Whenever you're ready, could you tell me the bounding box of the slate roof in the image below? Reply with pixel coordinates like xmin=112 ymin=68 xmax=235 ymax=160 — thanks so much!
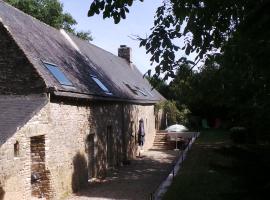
xmin=0 ymin=95 xmax=48 ymax=145
xmin=0 ymin=0 xmax=164 ymax=104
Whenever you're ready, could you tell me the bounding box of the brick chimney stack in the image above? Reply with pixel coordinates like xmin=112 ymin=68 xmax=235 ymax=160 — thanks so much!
xmin=118 ymin=45 xmax=132 ymax=63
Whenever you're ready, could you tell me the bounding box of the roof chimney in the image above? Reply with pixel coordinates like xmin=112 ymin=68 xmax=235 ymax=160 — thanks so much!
xmin=118 ymin=45 xmax=132 ymax=63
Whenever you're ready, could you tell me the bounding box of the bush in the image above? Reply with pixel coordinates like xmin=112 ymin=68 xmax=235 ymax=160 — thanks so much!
xmin=155 ymin=100 xmax=190 ymax=126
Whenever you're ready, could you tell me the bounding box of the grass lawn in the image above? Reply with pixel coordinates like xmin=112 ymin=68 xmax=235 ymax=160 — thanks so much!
xmin=163 ymin=129 xmax=270 ymax=200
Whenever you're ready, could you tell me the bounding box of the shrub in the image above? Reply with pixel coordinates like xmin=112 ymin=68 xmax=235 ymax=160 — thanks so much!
xmin=155 ymin=100 xmax=190 ymax=126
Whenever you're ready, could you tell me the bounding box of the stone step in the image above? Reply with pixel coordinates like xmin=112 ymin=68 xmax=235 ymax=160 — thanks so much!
xmin=153 ymin=143 xmax=171 ymax=146
xmin=152 ymin=131 xmax=177 ymax=150
xmin=152 ymin=146 xmax=175 ymax=150
xmin=153 ymin=141 xmax=171 ymax=145
xmin=154 ymin=139 xmax=168 ymax=142
xmin=155 ymin=132 xmax=168 ymax=135
xmin=153 ymin=144 xmax=175 ymax=147
xmin=156 ymin=133 xmax=168 ymax=137
xmin=154 ymin=137 xmax=167 ymax=140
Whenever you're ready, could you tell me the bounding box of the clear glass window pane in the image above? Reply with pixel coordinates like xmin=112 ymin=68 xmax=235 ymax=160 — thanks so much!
xmin=91 ymin=76 xmax=111 ymax=94
xmin=44 ymin=63 xmax=73 ymax=86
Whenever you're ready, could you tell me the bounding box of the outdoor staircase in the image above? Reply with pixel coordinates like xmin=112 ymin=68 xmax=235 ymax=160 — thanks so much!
xmin=152 ymin=131 xmax=176 ymax=150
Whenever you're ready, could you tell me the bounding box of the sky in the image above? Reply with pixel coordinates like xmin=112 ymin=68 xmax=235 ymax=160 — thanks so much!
xmin=61 ymin=0 xmax=163 ymax=74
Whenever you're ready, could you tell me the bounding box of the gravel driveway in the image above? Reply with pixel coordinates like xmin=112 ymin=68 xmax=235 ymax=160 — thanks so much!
xmin=66 ymin=150 xmax=179 ymax=200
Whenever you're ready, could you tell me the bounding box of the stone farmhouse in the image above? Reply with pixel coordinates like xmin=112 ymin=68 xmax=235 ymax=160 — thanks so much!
xmin=0 ymin=1 xmax=164 ymax=199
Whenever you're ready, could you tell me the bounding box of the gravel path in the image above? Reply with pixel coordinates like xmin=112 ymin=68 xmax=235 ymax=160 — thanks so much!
xmin=66 ymin=150 xmax=179 ymax=200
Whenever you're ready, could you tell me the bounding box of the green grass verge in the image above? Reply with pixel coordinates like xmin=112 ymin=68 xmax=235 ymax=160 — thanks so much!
xmin=163 ymin=129 xmax=270 ymax=200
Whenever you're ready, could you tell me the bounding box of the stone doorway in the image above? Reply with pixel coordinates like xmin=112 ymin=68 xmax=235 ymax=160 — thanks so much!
xmin=30 ymin=135 xmax=51 ymax=199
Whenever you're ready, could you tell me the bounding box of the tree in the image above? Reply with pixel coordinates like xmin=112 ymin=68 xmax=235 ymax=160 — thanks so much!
xmin=146 ymin=75 xmax=170 ymax=99
xmin=5 ymin=0 xmax=93 ymax=41
xmin=88 ymin=0 xmax=269 ymax=76
xmin=75 ymin=30 xmax=93 ymax=42
xmin=88 ymin=0 xmax=270 ymax=137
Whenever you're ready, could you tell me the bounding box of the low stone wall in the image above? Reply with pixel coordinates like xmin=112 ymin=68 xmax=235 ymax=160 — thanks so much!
xmin=0 ymin=100 xmax=156 ymax=199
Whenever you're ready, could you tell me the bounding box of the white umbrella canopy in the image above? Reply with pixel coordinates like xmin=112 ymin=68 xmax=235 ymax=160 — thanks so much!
xmin=165 ymin=124 xmax=189 ymax=132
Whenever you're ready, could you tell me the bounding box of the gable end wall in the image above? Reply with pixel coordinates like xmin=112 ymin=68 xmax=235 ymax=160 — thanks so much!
xmin=0 ymin=23 xmax=46 ymax=95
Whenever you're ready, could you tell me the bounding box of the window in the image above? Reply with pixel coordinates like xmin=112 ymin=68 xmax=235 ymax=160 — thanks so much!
xmin=145 ymin=88 xmax=154 ymax=97
xmin=91 ymin=75 xmax=112 ymax=95
xmin=43 ymin=62 xmax=73 ymax=86
xmin=124 ymin=83 xmax=138 ymax=95
xmin=135 ymin=86 xmax=147 ymax=96
xmin=14 ymin=141 xmax=19 ymax=157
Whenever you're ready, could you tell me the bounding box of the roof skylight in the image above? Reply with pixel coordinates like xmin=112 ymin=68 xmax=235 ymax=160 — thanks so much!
xmin=124 ymin=83 xmax=138 ymax=95
xmin=91 ymin=75 xmax=112 ymax=95
xmin=135 ymin=86 xmax=147 ymax=96
xmin=146 ymin=88 xmax=154 ymax=97
xmin=44 ymin=62 xmax=73 ymax=86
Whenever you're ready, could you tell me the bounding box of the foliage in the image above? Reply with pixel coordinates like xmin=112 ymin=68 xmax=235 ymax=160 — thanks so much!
xmin=146 ymin=75 xmax=170 ymax=99
xmin=167 ymin=63 xmax=226 ymax=120
xmin=75 ymin=30 xmax=93 ymax=41
xmin=88 ymin=0 xmax=144 ymax=24
xmin=88 ymin=0 xmax=270 ymax=136
xmin=88 ymin=0 xmax=268 ymax=77
xmin=5 ymin=0 xmax=92 ymax=41
xmin=155 ymin=100 xmax=190 ymax=126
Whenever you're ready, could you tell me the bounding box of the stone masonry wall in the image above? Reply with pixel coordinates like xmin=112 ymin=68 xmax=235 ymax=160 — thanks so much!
xmin=0 ymin=23 xmax=45 ymax=95
xmin=0 ymin=100 xmax=156 ymax=200
xmin=0 ymin=102 xmax=51 ymax=200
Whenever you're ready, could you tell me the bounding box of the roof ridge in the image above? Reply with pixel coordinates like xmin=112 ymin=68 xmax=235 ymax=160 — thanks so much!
xmin=0 ymin=0 xmax=123 ymax=59
xmin=0 ymin=0 xmax=141 ymax=71
xmin=67 ymin=32 xmax=131 ymax=64
xmin=0 ymin=0 xmax=58 ymax=31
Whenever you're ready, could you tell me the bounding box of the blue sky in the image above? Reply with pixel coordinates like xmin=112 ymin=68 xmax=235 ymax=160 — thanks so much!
xmin=61 ymin=0 xmax=163 ymax=74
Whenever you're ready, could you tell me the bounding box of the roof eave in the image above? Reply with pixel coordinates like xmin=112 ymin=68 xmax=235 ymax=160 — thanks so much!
xmin=52 ymin=91 xmax=161 ymax=105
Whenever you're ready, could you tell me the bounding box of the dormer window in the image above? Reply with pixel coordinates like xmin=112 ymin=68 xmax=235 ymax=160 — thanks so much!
xmin=43 ymin=62 xmax=73 ymax=86
xmin=91 ymin=75 xmax=112 ymax=95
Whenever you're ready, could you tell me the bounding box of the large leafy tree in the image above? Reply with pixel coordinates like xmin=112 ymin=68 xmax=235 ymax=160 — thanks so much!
xmin=88 ymin=0 xmax=269 ymax=76
xmin=87 ymin=0 xmax=270 ymax=135
xmin=5 ymin=0 xmax=93 ymax=41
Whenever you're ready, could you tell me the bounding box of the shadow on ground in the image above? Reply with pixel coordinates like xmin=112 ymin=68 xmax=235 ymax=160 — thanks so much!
xmin=0 ymin=186 xmax=4 ymax=200
xmin=68 ymin=150 xmax=179 ymax=200
xmin=212 ymin=145 xmax=270 ymax=200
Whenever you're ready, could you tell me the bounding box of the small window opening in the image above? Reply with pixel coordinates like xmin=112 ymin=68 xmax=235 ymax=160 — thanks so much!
xmin=43 ymin=62 xmax=73 ymax=86
xmin=14 ymin=141 xmax=19 ymax=157
xmin=91 ymin=75 xmax=112 ymax=95
xmin=124 ymin=83 xmax=138 ymax=95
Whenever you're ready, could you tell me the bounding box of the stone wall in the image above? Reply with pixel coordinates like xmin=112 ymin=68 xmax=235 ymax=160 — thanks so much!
xmin=0 ymin=99 xmax=156 ymax=199
xmin=0 ymin=101 xmax=51 ymax=200
xmin=0 ymin=23 xmax=45 ymax=95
